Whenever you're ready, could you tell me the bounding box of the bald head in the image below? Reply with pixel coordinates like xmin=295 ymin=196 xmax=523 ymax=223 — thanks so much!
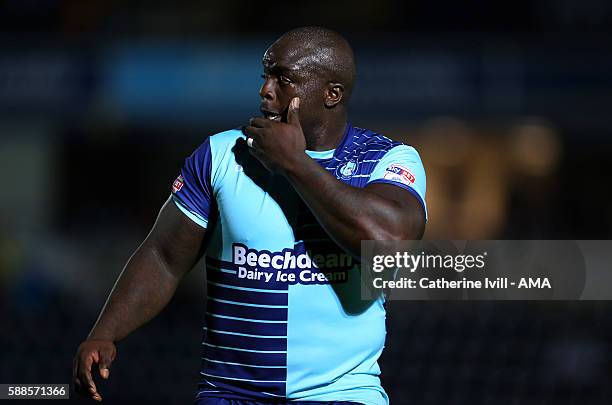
xmin=267 ymin=26 xmax=356 ymax=103
xmin=258 ymin=27 xmax=356 ymax=148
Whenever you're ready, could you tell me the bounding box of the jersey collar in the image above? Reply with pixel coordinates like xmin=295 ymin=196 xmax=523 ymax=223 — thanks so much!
xmin=304 ymin=122 xmax=353 ymax=161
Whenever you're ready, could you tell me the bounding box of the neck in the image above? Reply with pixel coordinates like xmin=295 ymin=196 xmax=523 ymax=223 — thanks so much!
xmin=304 ymin=112 xmax=348 ymax=151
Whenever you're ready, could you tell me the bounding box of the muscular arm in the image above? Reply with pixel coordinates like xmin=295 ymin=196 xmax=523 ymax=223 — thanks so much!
xmin=245 ymin=98 xmax=425 ymax=258
xmin=88 ymin=197 xmax=205 ymax=340
xmin=74 ymin=197 xmax=206 ymax=401
xmin=285 ymin=155 xmax=425 ymax=257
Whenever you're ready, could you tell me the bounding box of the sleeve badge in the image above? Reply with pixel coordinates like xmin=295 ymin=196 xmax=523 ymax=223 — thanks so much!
xmin=383 ymin=164 xmax=415 ymax=186
xmin=172 ymin=174 xmax=185 ymax=193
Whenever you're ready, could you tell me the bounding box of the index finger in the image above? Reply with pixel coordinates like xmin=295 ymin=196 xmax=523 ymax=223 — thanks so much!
xmin=243 ymin=126 xmax=263 ymax=143
xmin=249 ymin=117 xmax=272 ymax=128
xmin=78 ymin=352 xmax=101 ymax=400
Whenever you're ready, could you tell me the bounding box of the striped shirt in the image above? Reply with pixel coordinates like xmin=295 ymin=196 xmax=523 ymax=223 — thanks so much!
xmin=171 ymin=123 xmax=426 ymax=405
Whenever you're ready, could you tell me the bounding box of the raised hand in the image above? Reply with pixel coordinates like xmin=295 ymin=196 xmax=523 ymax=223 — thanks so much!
xmin=244 ymin=97 xmax=308 ymax=175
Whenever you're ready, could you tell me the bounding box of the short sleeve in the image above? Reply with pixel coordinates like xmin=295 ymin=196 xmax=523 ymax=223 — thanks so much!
xmin=366 ymin=145 xmax=427 ymax=219
xmin=171 ymin=137 xmax=213 ymax=228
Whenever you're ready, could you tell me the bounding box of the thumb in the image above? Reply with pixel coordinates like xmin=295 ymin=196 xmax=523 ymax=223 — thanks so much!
xmin=287 ymin=97 xmax=300 ymax=126
xmin=98 ymin=345 xmax=116 ymax=380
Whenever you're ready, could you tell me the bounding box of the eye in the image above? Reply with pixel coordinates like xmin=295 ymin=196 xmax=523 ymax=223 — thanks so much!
xmin=279 ymin=75 xmax=292 ymax=85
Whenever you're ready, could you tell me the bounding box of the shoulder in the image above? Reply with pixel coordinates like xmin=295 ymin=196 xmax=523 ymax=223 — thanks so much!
xmin=208 ymin=127 xmax=245 ymax=145
xmin=188 ymin=127 xmax=244 ymax=160
xmin=195 ymin=127 xmax=244 ymax=152
xmin=350 ymin=126 xmax=420 ymax=160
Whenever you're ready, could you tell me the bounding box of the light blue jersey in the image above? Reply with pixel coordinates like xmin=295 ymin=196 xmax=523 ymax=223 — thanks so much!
xmin=171 ymin=123 xmax=427 ymax=404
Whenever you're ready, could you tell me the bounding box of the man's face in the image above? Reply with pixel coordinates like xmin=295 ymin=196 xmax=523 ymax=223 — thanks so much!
xmin=259 ymin=40 xmax=325 ymax=128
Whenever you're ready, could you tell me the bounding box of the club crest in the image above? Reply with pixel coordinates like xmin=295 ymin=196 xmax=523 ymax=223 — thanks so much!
xmin=336 ymin=159 xmax=359 ymax=180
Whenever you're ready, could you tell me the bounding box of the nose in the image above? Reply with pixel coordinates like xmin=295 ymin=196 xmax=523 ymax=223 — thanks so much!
xmin=259 ymin=78 xmax=275 ymax=101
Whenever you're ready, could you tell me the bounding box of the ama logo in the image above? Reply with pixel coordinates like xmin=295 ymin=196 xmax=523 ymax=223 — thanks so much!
xmin=336 ymin=159 xmax=359 ymax=180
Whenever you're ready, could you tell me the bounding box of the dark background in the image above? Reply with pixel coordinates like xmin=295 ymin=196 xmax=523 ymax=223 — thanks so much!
xmin=1 ymin=1 xmax=611 ymax=404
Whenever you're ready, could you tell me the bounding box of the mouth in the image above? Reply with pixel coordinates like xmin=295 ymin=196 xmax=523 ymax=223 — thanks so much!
xmin=260 ymin=109 xmax=283 ymax=122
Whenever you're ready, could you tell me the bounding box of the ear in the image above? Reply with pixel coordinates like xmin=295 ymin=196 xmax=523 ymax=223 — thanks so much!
xmin=324 ymin=83 xmax=344 ymax=108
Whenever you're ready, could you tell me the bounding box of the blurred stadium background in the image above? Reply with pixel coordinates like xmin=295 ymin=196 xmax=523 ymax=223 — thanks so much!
xmin=1 ymin=1 xmax=611 ymax=403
